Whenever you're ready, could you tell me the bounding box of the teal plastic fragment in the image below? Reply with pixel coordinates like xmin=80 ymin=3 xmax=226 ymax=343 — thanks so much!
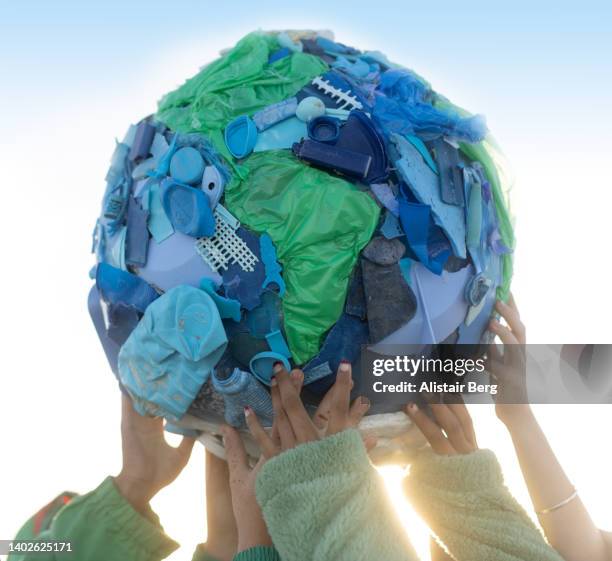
xmin=406 ymin=135 xmax=438 ymax=174
xmin=253 ymin=117 xmax=307 ymax=152
xmin=249 ymin=352 xmax=291 ymax=386
xmin=260 ymin=233 xmax=286 ymax=295
xmin=170 ymin=146 xmax=205 ymax=185
xmin=225 ymin=115 xmax=258 ymax=159
xmin=149 ymin=134 xmax=178 ymax=178
xmin=147 ymin=180 xmax=175 ymax=242
xmin=399 ymin=257 xmax=414 ymax=287
xmin=465 ymin=167 xmax=484 ymax=272
xmin=199 ymin=278 xmax=241 ymax=322
xmin=265 ymin=329 xmax=292 ymax=359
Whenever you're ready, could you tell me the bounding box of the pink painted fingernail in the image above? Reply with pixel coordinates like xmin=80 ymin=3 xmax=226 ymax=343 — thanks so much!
xmin=244 ymin=406 xmax=252 ymax=417
xmin=273 ymin=362 xmax=284 ymax=373
xmin=270 ymin=376 xmax=278 ymax=387
xmin=339 ymin=361 xmax=351 ymax=373
xmin=407 ymin=403 xmax=418 ymax=413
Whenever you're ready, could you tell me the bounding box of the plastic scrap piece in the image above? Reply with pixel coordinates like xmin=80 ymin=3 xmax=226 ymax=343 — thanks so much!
xmin=196 ymin=209 xmax=259 ymax=273
xmin=165 ymin=423 xmax=199 ymax=437
xmin=118 ymin=285 xmax=228 ymax=420
xmin=199 ymin=278 xmax=241 ymax=322
xmin=432 ymin=138 xmax=465 ymax=206
xmin=277 ymin=31 xmax=303 ymax=53
xmin=125 ymin=196 xmax=150 ymax=268
xmin=380 ymin=211 xmax=404 ymax=239
xmin=362 ymin=236 xmax=405 ymax=266
xmin=307 ymin=115 xmax=341 ymax=144
xmin=129 ymin=122 xmax=156 ymax=161
xmin=371 ymin=183 xmax=399 ymax=215
xmin=465 ymin=166 xmax=484 ymax=271
xmin=96 ymin=262 xmax=158 ymax=313
xmin=148 ymin=134 xmax=178 ymax=179
xmin=161 ymin=178 xmax=216 ymax=238
xmin=215 ymin=203 xmax=240 ymax=229
xmin=392 ymin=134 xmax=466 ymax=259
xmin=303 ymin=313 xmax=369 ymax=395
xmin=244 ymin=290 xmax=282 ymax=337
xmin=331 ymin=56 xmax=373 ymax=79
xmin=253 ymin=117 xmax=307 ymax=152
xmin=224 ymin=115 xmax=258 ymax=159
xmin=268 ymin=47 xmax=291 ymax=64
xmin=212 ymin=368 xmax=273 ymax=428
xmin=259 ymin=233 xmax=286 ymax=295
xmin=104 ymin=226 xmax=127 ymax=270
xmin=406 ymin=135 xmax=438 ymax=174
xmin=374 ymin=262 xmax=473 ymax=346
xmin=201 ymin=165 xmax=225 ymax=209
xmin=252 ymin=97 xmax=298 ymax=131
xmin=249 ymin=352 xmax=291 ymax=386
xmin=292 ymin=139 xmax=372 ymax=179
xmin=361 ymin=258 xmax=417 ymax=343
xmin=335 ymin=110 xmax=388 ymax=183
xmin=309 ymin=75 xmax=364 ymax=110
xmin=298 ymin=72 xmax=365 ymax=111
xmin=296 ymin=96 xmax=326 ymax=122
xmin=265 ymin=329 xmax=292 ymax=358
xmin=169 ymin=146 xmax=205 ymax=185
xmin=138 ymin=231 xmax=222 ymax=291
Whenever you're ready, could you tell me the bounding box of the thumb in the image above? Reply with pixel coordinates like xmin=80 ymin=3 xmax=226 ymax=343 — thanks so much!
xmin=221 ymin=425 xmax=249 ymax=478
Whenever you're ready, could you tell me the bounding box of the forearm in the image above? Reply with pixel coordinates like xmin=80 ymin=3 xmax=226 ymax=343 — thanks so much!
xmin=503 ymin=407 xmax=608 ymax=561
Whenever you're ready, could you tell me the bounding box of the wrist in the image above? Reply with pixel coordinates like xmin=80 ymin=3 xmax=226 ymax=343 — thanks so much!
xmin=237 ymin=525 xmax=272 ymax=553
xmin=496 ymin=404 xmax=535 ymax=430
xmin=114 ymin=472 xmax=155 ymax=515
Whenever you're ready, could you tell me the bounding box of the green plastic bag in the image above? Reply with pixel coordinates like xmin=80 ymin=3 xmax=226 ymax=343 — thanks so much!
xmin=224 ymin=151 xmax=379 ymax=364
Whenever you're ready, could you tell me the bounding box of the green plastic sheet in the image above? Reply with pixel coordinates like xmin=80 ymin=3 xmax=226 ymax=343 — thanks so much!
xmin=156 ymin=32 xmax=379 ymax=363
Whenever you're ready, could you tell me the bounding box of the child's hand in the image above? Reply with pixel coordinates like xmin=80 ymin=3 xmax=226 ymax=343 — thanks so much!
xmin=246 ymin=362 xmax=373 ymax=458
xmin=487 ymin=293 xmax=531 ymax=426
xmin=114 ymin=395 xmax=195 ymax=516
xmin=405 ymin=399 xmax=478 ymax=455
xmin=221 ymin=425 xmax=272 ymax=553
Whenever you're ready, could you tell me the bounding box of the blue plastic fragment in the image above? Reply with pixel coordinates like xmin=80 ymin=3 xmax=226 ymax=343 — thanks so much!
xmin=268 ymin=47 xmax=292 ymax=64
xmin=315 ymin=36 xmax=360 ymax=56
xmin=96 ymin=262 xmax=159 ymax=313
xmin=380 ymin=211 xmax=404 ymax=239
xmin=335 ymin=110 xmax=388 ymax=183
xmin=277 ymin=31 xmax=303 ymax=52
xmin=432 ymin=138 xmax=465 ymax=206
xmin=307 ymin=115 xmax=341 ymax=143
xmin=331 ymin=56 xmax=373 ymax=79
xmin=201 ymin=165 xmax=225 ymax=209
xmin=392 ymin=134 xmax=466 ymax=259
xmin=292 ymin=139 xmax=372 ymax=179
xmin=118 ymin=286 xmax=228 ymax=420
xmin=170 ymin=146 xmax=205 ymax=185
xmin=406 ymin=135 xmax=438 ymax=174
xmin=125 ymin=196 xmax=150 ymax=268
xmin=161 ymin=178 xmax=215 ymax=238
xmin=253 ymin=98 xmax=298 ymax=132
xmin=129 ymin=121 xmax=156 ymax=161
xmin=148 ymin=134 xmax=178 ymax=179
xmin=265 ymin=329 xmax=292 ymax=359
xmin=147 ymin=180 xmax=175 ymax=242
xmin=253 ymin=117 xmax=307 ymax=152
xmin=249 ymin=352 xmax=291 ymax=386
xmin=259 ymin=233 xmax=286 ymax=296
xmin=244 ymin=290 xmax=282 ymax=337
xmin=199 ymin=278 xmax=241 ymax=322
xmin=371 ymin=183 xmax=399 ymax=215
xmin=224 ymin=115 xmax=258 ymax=159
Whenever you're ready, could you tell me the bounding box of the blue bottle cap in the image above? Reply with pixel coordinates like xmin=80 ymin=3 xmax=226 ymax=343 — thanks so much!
xmin=307 ymin=115 xmax=341 ymax=144
xmin=161 ymin=179 xmax=216 ymax=238
xmin=169 ymin=146 xmax=205 ymax=185
xmin=224 ymin=115 xmax=258 ymax=159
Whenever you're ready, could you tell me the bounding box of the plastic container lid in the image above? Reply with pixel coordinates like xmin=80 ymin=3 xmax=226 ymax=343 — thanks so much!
xmin=161 ymin=179 xmax=215 ymax=238
xmin=224 ymin=115 xmax=258 ymax=159
xmin=307 ymin=115 xmax=341 ymax=144
xmin=170 ymin=146 xmax=205 ymax=185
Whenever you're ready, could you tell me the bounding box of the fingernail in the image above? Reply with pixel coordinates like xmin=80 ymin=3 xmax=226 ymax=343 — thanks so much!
xmin=291 ymin=370 xmax=303 ymax=382
xmin=339 ymin=361 xmax=351 ymax=373
xmin=273 ymin=362 xmax=284 ymax=373
xmin=407 ymin=403 xmax=418 ymax=413
xmin=360 ymin=396 xmax=370 ymax=408
xmin=244 ymin=406 xmax=252 ymax=417
xmin=270 ymin=376 xmax=277 ymax=387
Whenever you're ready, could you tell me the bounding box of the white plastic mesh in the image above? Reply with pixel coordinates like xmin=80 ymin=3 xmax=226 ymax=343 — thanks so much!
xmin=195 ymin=209 xmax=258 ymax=273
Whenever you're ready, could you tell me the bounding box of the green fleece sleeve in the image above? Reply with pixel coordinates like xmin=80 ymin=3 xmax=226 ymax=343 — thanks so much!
xmin=191 ymin=545 xmax=280 ymax=561
xmin=255 ymin=429 xmax=417 ymax=561
xmin=8 ymin=477 xmax=178 ymax=561
xmin=405 ymin=449 xmax=565 ymax=561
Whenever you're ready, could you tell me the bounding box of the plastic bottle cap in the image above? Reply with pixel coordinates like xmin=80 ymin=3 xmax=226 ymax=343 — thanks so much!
xmin=224 ymin=115 xmax=258 ymax=159
xmin=169 ymin=147 xmax=205 ymax=185
xmin=307 ymin=115 xmax=341 ymax=144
